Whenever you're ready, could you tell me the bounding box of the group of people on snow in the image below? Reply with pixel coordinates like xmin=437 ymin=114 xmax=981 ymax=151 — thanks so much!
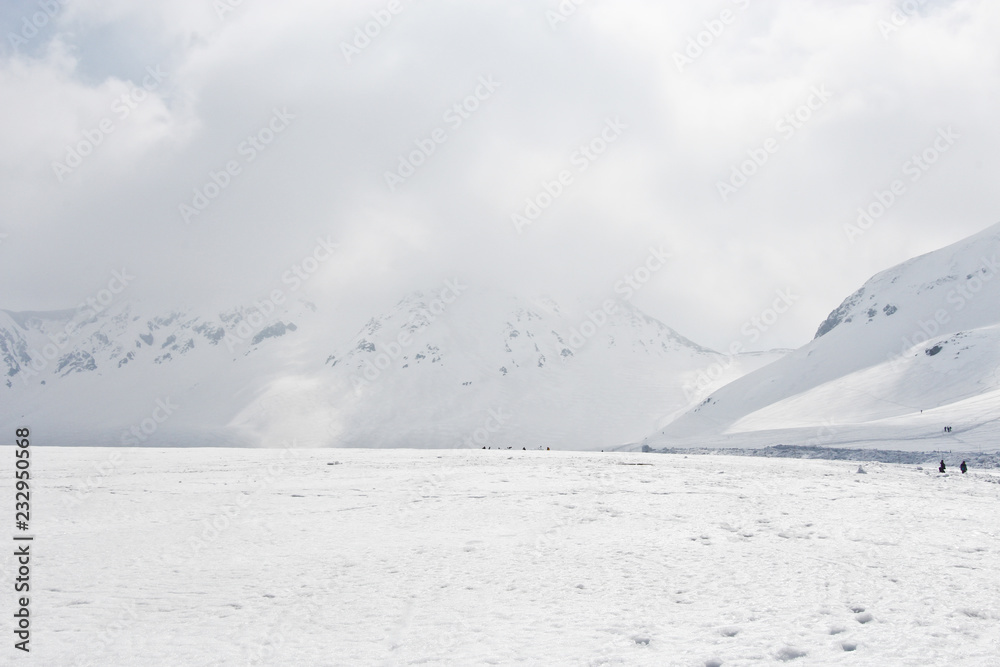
xmin=939 ymin=459 xmax=968 ymax=474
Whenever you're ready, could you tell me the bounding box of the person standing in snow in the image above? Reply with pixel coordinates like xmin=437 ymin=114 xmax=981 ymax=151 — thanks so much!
xmin=939 ymin=460 xmax=946 ymax=473
xmin=960 ymin=461 xmax=968 ymax=474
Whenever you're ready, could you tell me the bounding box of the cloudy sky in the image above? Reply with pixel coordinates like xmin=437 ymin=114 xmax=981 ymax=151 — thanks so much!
xmin=1 ymin=0 xmax=997 ymax=352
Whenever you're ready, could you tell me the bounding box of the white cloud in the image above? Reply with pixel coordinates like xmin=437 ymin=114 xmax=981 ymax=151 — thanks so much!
xmin=1 ymin=0 xmax=998 ymax=352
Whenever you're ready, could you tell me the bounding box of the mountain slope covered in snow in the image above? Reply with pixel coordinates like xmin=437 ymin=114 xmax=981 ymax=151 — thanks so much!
xmin=648 ymin=221 xmax=1000 ymax=451
xmin=232 ymin=287 xmax=782 ymax=449
xmin=0 ymin=288 xmax=780 ymax=449
xmin=0 ymin=297 xmax=316 ymax=446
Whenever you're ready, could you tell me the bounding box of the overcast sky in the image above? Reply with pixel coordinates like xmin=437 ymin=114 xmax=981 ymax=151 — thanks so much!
xmin=1 ymin=0 xmax=997 ymax=352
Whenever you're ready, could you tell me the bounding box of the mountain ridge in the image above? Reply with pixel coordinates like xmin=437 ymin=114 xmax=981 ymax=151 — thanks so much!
xmin=1 ymin=288 xmax=781 ymax=449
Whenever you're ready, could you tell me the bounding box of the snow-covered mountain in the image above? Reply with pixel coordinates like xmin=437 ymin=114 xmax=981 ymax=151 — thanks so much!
xmin=646 ymin=221 xmax=1000 ymax=452
xmin=0 ymin=287 xmax=780 ymax=449
xmin=232 ymin=287 xmax=782 ymax=449
xmin=0 ymin=297 xmax=316 ymax=446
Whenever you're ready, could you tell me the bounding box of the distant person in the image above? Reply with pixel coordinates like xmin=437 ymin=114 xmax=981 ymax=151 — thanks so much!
xmin=960 ymin=460 xmax=968 ymax=474
xmin=939 ymin=460 xmax=946 ymax=473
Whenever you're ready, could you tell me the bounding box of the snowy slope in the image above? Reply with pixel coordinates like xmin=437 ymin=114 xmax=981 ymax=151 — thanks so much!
xmin=10 ymin=446 xmax=999 ymax=665
xmin=649 ymin=221 xmax=1000 ymax=450
xmin=0 ymin=289 xmax=781 ymax=449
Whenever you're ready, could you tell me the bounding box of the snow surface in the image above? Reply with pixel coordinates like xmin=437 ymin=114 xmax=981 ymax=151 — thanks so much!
xmin=5 ymin=446 xmax=999 ymax=666
xmin=655 ymin=221 xmax=1000 ymax=449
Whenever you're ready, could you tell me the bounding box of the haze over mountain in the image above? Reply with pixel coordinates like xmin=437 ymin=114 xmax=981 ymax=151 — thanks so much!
xmin=0 ymin=286 xmax=780 ymax=449
xmin=9 ymin=223 xmax=1000 ymax=452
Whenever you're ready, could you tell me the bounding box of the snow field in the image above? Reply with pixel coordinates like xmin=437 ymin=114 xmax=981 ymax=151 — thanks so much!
xmin=2 ymin=447 xmax=998 ymax=665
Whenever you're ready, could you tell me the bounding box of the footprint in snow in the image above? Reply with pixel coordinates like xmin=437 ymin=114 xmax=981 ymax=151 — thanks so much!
xmin=958 ymin=608 xmax=987 ymax=618
xmin=775 ymin=646 xmax=808 ymax=661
